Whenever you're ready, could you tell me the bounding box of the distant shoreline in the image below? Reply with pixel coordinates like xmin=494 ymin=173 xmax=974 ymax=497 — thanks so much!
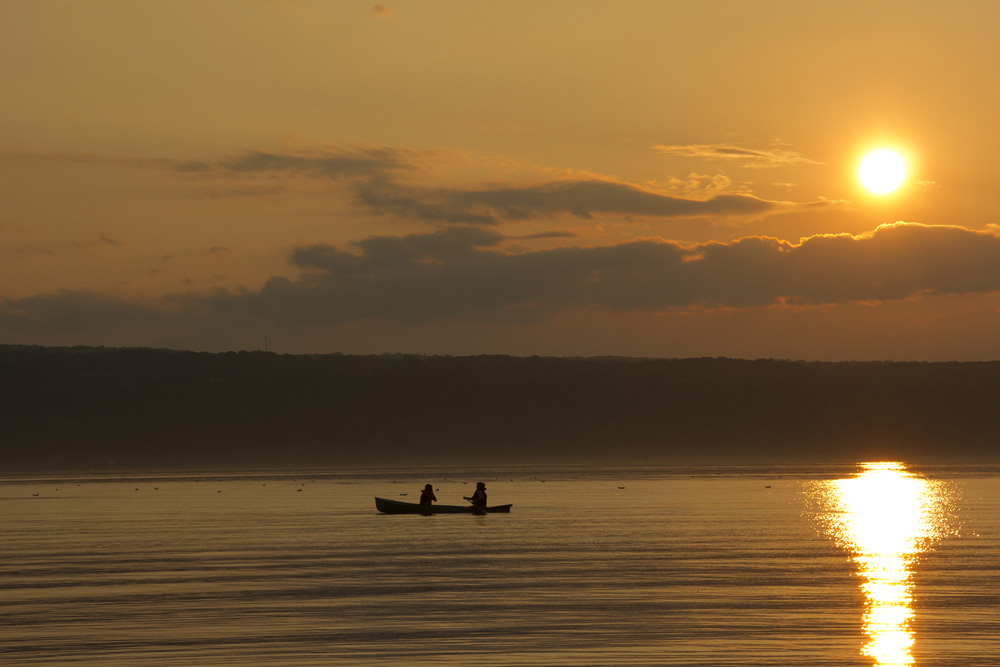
xmin=3 ymin=345 xmax=1000 ymax=472
xmin=6 ymin=461 xmax=1000 ymax=486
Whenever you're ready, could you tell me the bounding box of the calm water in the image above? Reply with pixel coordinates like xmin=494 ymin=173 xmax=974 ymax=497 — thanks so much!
xmin=2 ymin=464 xmax=999 ymax=666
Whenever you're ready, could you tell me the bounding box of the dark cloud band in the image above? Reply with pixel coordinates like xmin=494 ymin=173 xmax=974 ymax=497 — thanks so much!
xmin=4 ymin=223 xmax=998 ymax=339
xmin=232 ymin=222 xmax=1000 ymax=325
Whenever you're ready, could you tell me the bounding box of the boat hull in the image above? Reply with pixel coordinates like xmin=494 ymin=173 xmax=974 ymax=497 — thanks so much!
xmin=375 ymin=497 xmax=512 ymax=514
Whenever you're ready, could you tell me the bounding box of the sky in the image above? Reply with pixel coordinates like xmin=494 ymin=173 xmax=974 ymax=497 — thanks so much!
xmin=2 ymin=0 xmax=1000 ymax=360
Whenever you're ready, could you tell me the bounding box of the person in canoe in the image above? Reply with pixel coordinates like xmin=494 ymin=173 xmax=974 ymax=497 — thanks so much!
xmin=419 ymin=484 xmax=437 ymax=506
xmin=464 ymin=482 xmax=487 ymax=509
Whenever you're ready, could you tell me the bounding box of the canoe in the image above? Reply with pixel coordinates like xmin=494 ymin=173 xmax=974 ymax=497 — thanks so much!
xmin=375 ymin=497 xmax=512 ymax=514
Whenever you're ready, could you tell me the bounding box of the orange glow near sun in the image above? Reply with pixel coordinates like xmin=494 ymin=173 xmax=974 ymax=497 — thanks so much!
xmin=859 ymin=149 xmax=908 ymax=195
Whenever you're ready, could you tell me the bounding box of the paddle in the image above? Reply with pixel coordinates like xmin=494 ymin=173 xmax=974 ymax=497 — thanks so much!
xmin=464 ymin=496 xmax=487 ymax=515
xmin=464 ymin=495 xmax=488 ymax=513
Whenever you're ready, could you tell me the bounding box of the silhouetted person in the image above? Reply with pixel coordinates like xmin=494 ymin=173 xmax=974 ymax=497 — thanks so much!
xmin=464 ymin=482 xmax=487 ymax=509
xmin=419 ymin=484 xmax=437 ymax=506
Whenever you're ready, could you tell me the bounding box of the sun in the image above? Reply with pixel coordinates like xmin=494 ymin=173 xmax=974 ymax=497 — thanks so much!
xmin=859 ymin=148 xmax=907 ymax=195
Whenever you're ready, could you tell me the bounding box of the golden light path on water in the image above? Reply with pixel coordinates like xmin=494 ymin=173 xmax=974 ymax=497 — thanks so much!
xmin=809 ymin=462 xmax=959 ymax=667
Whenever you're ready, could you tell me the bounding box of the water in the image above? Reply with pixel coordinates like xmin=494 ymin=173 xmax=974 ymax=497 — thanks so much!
xmin=2 ymin=464 xmax=999 ymax=666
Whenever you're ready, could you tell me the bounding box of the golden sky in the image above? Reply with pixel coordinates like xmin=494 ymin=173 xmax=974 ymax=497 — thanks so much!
xmin=3 ymin=1 xmax=1000 ymax=359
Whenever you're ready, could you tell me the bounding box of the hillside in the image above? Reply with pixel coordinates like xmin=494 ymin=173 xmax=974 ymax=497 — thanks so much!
xmin=2 ymin=346 xmax=999 ymax=471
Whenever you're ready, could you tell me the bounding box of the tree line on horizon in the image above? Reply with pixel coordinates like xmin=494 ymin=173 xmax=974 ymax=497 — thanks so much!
xmin=1 ymin=345 xmax=998 ymax=471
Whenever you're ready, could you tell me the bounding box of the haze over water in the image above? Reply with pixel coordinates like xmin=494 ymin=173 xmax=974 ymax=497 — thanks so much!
xmin=3 ymin=464 xmax=998 ymax=666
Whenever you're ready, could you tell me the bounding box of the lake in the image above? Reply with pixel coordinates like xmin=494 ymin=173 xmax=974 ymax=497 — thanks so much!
xmin=2 ymin=463 xmax=999 ymax=666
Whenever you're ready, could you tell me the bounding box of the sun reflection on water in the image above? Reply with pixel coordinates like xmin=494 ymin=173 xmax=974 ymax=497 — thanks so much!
xmin=809 ymin=462 xmax=958 ymax=667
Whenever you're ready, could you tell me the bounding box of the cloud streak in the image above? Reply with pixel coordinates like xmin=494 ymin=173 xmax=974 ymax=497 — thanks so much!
xmin=172 ymin=146 xmax=414 ymax=179
xmin=356 ymin=177 xmax=777 ymax=224
xmin=651 ymin=143 xmax=822 ymax=168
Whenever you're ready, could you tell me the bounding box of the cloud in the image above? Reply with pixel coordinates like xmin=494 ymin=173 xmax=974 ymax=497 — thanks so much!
xmin=651 ymin=143 xmax=822 ymax=168
xmin=512 ymin=230 xmax=579 ymax=240
xmin=356 ymin=177 xmax=777 ymax=224
xmin=210 ymin=222 xmax=1000 ymax=327
xmin=18 ymin=143 xmax=808 ymax=226
xmin=0 ymin=289 xmax=258 ymax=351
xmin=655 ymin=173 xmax=735 ymax=197
xmin=0 ymin=290 xmax=176 ymax=336
xmin=171 ymin=145 xmax=413 ymax=180
xmin=355 ymin=177 xmax=503 ymax=225
xmin=4 ymin=223 xmax=1000 ymax=345
xmin=372 ymin=4 xmax=393 ymax=18
xmin=169 ymin=144 xmax=791 ymax=225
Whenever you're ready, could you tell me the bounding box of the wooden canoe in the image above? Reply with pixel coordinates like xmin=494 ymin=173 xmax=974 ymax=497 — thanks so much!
xmin=375 ymin=497 xmax=512 ymax=514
